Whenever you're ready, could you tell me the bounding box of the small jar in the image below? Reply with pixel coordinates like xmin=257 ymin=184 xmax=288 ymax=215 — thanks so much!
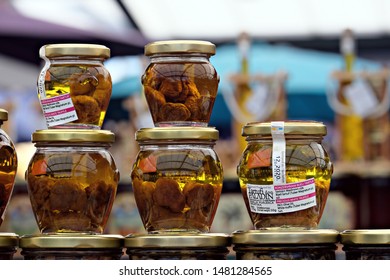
xmin=38 ymin=44 xmax=112 ymax=129
xmin=125 ymin=233 xmax=231 ymax=260
xmin=340 ymin=229 xmax=390 ymax=260
xmin=232 ymin=229 xmax=339 ymax=260
xmin=0 ymin=233 xmax=18 ymax=260
xmin=131 ymin=127 xmax=223 ymax=233
xmin=237 ymin=121 xmax=333 ymax=229
xmin=20 ymin=234 xmax=124 ymax=260
xmin=26 ymin=129 xmax=119 ymax=234
xmin=0 ymin=109 xmax=18 ymax=227
xmin=142 ymin=40 xmax=219 ymax=127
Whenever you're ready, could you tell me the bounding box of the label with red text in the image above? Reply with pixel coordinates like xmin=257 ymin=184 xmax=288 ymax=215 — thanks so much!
xmin=40 ymin=93 xmax=78 ymax=127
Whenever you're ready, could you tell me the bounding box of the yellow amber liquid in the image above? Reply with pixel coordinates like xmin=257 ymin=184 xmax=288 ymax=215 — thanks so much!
xmin=0 ymin=143 xmax=17 ymax=225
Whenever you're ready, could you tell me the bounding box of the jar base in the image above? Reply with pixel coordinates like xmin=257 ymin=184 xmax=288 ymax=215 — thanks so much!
xmin=155 ymin=121 xmax=208 ymax=127
xmin=50 ymin=123 xmax=101 ymax=129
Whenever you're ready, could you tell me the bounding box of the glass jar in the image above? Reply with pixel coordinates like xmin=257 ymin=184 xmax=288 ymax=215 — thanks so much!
xmin=125 ymin=233 xmax=231 ymax=260
xmin=38 ymin=44 xmax=112 ymax=129
xmin=0 ymin=233 xmax=18 ymax=260
xmin=26 ymin=129 xmax=119 ymax=233
xmin=0 ymin=109 xmax=18 ymax=227
xmin=232 ymin=229 xmax=339 ymax=260
xmin=20 ymin=234 xmax=124 ymax=260
xmin=142 ymin=40 xmax=219 ymax=127
xmin=237 ymin=121 xmax=333 ymax=229
xmin=340 ymin=229 xmax=390 ymax=260
xmin=131 ymin=127 xmax=223 ymax=233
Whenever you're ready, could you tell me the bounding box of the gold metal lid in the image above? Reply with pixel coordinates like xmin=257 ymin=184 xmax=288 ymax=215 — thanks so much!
xmin=232 ymin=230 xmax=339 ymax=244
xmin=135 ymin=127 xmax=219 ymax=141
xmin=0 ymin=233 xmax=18 ymax=247
xmin=242 ymin=121 xmax=327 ymax=137
xmin=41 ymin=44 xmax=110 ymax=59
xmin=0 ymin=109 xmax=8 ymax=121
xmin=145 ymin=40 xmax=216 ymax=56
xmin=19 ymin=234 xmax=124 ymax=249
xmin=340 ymin=229 xmax=390 ymax=245
xmin=125 ymin=233 xmax=231 ymax=248
xmin=32 ymin=129 xmax=115 ymax=143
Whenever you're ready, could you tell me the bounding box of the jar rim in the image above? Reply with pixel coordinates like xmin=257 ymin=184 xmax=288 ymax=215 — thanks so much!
xmin=0 ymin=108 xmax=8 ymax=121
xmin=125 ymin=233 xmax=231 ymax=248
xmin=40 ymin=44 xmax=110 ymax=59
xmin=242 ymin=121 xmax=327 ymax=137
xmin=19 ymin=234 xmax=123 ymax=248
xmin=340 ymin=229 xmax=390 ymax=245
xmin=31 ymin=129 xmax=115 ymax=143
xmin=135 ymin=127 xmax=219 ymax=141
xmin=145 ymin=40 xmax=216 ymax=56
xmin=0 ymin=233 xmax=19 ymax=247
xmin=232 ymin=229 xmax=339 ymax=244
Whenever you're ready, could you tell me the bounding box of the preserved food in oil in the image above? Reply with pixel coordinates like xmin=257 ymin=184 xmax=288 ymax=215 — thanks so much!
xmin=142 ymin=40 xmax=219 ymax=127
xmin=26 ymin=129 xmax=119 ymax=233
xmin=131 ymin=127 xmax=223 ymax=232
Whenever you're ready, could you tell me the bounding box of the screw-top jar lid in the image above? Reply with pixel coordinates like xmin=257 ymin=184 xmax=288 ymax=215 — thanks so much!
xmin=125 ymin=233 xmax=231 ymax=248
xmin=232 ymin=230 xmax=339 ymax=244
xmin=340 ymin=229 xmax=390 ymax=245
xmin=19 ymin=234 xmax=123 ymax=248
xmin=40 ymin=44 xmax=110 ymax=59
xmin=242 ymin=121 xmax=327 ymax=137
xmin=145 ymin=40 xmax=216 ymax=56
xmin=31 ymin=129 xmax=115 ymax=143
xmin=135 ymin=127 xmax=219 ymax=142
xmin=0 ymin=233 xmax=18 ymax=247
xmin=0 ymin=109 xmax=8 ymax=121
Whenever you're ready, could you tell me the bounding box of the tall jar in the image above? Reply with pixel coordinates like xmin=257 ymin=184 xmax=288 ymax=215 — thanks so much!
xmin=131 ymin=127 xmax=223 ymax=233
xmin=142 ymin=40 xmax=219 ymax=127
xmin=38 ymin=44 xmax=112 ymax=129
xmin=26 ymin=129 xmax=119 ymax=234
xmin=0 ymin=109 xmax=18 ymax=227
xmin=237 ymin=121 xmax=333 ymax=229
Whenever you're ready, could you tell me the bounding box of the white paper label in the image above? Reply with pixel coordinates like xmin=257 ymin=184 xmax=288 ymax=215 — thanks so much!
xmin=247 ymin=178 xmax=317 ymax=214
xmin=271 ymin=121 xmax=286 ymax=184
xmin=344 ymin=79 xmax=378 ymax=117
xmin=40 ymin=94 xmax=78 ymax=127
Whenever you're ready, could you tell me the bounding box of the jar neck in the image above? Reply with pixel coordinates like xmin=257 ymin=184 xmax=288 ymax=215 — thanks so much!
xmin=34 ymin=142 xmax=112 ymax=149
xmin=47 ymin=56 xmax=106 ymax=65
xmin=149 ymin=53 xmax=211 ymax=63
xmin=137 ymin=140 xmax=216 ymax=147
xmin=246 ymin=135 xmax=324 ymax=144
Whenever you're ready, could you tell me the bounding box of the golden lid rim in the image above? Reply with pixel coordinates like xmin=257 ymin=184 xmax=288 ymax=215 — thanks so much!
xmin=19 ymin=234 xmax=124 ymax=248
xmin=340 ymin=229 xmax=390 ymax=245
xmin=242 ymin=121 xmax=327 ymax=136
xmin=232 ymin=230 xmax=339 ymax=244
xmin=0 ymin=233 xmax=19 ymax=247
xmin=135 ymin=127 xmax=219 ymax=141
xmin=124 ymin=233 xmax=231 ymax=248
xmin=41 ymin=44 xmax=110 ymax=59
xmin=0 ymin=109 xmax=8 ymax=121
xmin=145 ymin=40 xmax=216 ymax=56
xmin=32 ymin=129 xmax=115 ymax=143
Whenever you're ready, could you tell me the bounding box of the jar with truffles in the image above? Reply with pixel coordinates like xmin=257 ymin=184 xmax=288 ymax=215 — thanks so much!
xmin=0 ymin=109 xmax=18 ymax=227
xmin=142 ymin=40 xmax=219 ymax=127
xmin=131 ymin=127 xmax=223 ymax=233
xmin=38 ymin=44 xmax=112 ymax=129
xmin=26 ymin=129 xmax=119 ymax=234
xmin=237 ymin=121 xmax=333 ymax=229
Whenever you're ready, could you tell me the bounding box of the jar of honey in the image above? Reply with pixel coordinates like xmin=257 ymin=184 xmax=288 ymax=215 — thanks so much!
xmin=0 ymin=109 xmax=18 ymax=227
xmin=26 ymin=129 xmax=119 ymax=233
xmin=237 ymin=121 xmax=333 ymax=229
xmin=142 ymin=40 xmax=219 ymax=127
xmin=131 ymin=127 xmax=223 ymax=233
xmin=38 ymin=44 xmax=112 ymax=129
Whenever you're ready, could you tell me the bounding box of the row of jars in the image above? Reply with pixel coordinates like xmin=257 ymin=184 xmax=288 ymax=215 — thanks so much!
xmin=1 ymin=230 xmax=390 ymax=260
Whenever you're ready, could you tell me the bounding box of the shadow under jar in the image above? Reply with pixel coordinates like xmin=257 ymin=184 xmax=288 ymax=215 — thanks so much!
xmin=142 ymin=40 xmax=219 ymax=127
xmin=237 ymin=121 xmax=333 ymax=229
xmin=26 ymin=129 xmax=119 ymax=234
xmin=131 ymin=127 xmax=223 ymax=233
xmin=38 ymin=44 xmax=112 ymax=129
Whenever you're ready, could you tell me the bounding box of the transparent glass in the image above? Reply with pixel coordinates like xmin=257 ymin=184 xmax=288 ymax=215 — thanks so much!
xmin=141 ymin=54 xmax=219 ymax=127
xmin=26 ymin=143 xmax=119 ymax=233
xmin=131 ymin=141 xmax=223 ymax=233
xmin=237 ymin=136 xmax=333 ymax=229
xmin=127 ymin=247 xmax=229 ymax=260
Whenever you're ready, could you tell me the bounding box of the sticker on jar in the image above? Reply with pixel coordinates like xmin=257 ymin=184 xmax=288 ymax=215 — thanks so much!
xmin=246 ymin=178 xmax=317 ymax=214
xmin=40 ymin=94 xmax=78 ymax=127
xmin=271 ymin=121 xmax=286 ymax=184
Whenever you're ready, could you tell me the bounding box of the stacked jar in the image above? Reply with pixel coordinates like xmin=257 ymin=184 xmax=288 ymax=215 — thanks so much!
xmin=127 ymin=40 xmax=230 ymax=259
xmin=234 ymin=121 xmax=337 ymax=259
xmin=21 ymin=44 xmax=124 ymax=259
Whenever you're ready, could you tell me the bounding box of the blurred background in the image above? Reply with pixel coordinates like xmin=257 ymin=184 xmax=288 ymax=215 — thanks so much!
xmin=1 ymin=0 xmax=390 ymax=236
